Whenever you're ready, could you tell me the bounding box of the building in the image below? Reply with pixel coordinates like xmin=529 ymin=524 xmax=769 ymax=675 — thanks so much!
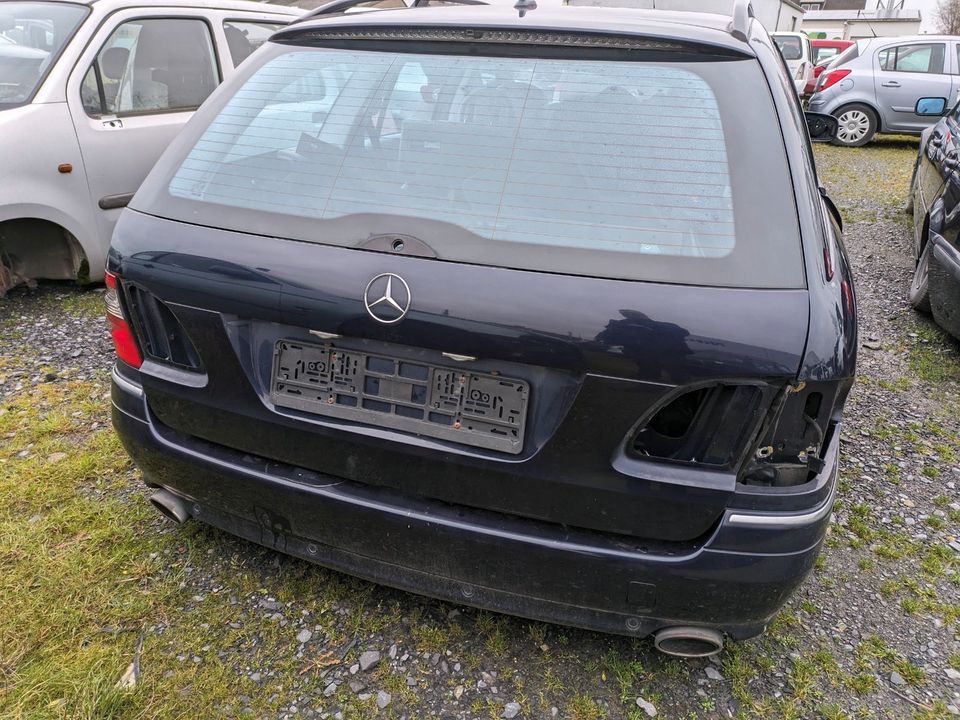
xmin=801 ymin=1 xmax=923 ymax=38
xmin=565 ymin=0 xmax=806 ymax=32
xmin=799 ymin=0 xmax=867 ymax=10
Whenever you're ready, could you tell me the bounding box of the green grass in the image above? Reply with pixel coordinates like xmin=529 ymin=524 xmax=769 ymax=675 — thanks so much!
xmin=907 ymin=326 xmax=960 ymax=384
xmin=813 ymin=136 xmax=918 ymax=222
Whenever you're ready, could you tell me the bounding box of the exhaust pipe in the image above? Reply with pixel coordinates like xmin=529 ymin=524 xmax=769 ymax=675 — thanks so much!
xmin=149 ymin=488 xmax=191 ymax=525
xmin=653 ymin=627 xmax=724 ymax=658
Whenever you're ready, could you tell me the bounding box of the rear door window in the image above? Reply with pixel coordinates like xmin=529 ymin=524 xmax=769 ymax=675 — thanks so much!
xmin=146 ymin=46 xmax=804 ymax=289
xmin=878 ymin=43 xmax=945 ymax=74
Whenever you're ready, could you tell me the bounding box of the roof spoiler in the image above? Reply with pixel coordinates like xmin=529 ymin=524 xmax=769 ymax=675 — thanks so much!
xmin=296 ymin=0 xmax=487 ymax=23
xmin=729 ymin=0 xmax=753 ymax=42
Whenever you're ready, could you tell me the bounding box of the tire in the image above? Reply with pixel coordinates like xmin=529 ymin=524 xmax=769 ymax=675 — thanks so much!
xmin=909 ymin=238 xmax=933 ymax=313
xmin=832 ymin=104 xmax=878 ymax=147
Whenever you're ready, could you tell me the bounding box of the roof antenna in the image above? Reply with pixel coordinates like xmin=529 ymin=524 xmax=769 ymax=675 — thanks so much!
xmin=514 ymin=0 xmax=536 ymax=18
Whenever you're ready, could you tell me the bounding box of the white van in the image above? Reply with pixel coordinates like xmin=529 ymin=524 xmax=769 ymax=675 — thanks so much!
xmin=772 ymin=31 xmax=813 ymax=96
xmin=0 ymin=0 xmax=301 ymax=292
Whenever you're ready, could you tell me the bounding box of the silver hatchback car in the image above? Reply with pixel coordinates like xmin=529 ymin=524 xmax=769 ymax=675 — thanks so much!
xmin=808 ymin=35 xmax=960 ymax=147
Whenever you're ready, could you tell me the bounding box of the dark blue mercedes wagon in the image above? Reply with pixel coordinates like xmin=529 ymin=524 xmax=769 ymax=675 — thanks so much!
xmin=106 ymin=0 xmax=857 ymax=656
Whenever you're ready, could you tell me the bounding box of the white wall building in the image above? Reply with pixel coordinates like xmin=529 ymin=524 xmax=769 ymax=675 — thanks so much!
xmin=801 ymin=8 xmax=922 ymax=38
xmin=567 ymin=0 xmax=806 ymax=32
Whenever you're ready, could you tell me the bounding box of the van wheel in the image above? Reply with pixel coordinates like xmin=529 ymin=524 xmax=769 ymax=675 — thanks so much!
xmin=909 ymin=239 xmax=932 ymax=313
xmin=833 ymin=104 xmax=877 ymax=147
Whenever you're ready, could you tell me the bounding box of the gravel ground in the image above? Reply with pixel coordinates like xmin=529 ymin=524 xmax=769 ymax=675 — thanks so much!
xmin=2 ymin=138 xmax=960 ymax=719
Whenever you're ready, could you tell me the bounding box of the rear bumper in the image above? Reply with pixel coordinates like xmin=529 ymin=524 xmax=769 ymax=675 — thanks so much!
xmin=112 ymin=365 xmax=838 ymax=640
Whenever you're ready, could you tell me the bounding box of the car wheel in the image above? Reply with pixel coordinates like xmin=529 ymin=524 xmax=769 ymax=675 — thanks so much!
xmin=833 ymin=104 xmax=877 ymax=147
xmin=909 ymin=239 xmax=932 ymax=313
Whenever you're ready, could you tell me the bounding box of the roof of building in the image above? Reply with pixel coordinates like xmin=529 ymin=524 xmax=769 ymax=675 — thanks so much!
xmin=804 ymin=9 xmax=921 ymax=22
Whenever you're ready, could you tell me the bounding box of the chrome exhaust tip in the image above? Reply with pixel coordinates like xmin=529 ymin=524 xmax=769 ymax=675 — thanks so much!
xmin=653 ymin=627 xmax=724 ymax=658
xmin=149 ymin=488 xmax=191 ymax=525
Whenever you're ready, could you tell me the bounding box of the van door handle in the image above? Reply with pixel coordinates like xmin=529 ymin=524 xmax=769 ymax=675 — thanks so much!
xmin=101 ymin=116 xmax=123 ymax=129
xmin=881 ymin=81 xmax=901 ymax=87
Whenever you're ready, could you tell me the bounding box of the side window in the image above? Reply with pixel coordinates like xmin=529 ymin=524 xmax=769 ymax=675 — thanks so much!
xmin=878 ymin=43 xmax=945 ymax=74
xmin=82 ymin=18 xmax=219 ymax=117
xmin=223 ymin=21 xmax=283 ymax=67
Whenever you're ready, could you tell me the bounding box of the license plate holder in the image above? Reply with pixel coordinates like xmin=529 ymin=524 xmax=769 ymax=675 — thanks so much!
xmin=270 ymin=340 xmax=529 ymax=454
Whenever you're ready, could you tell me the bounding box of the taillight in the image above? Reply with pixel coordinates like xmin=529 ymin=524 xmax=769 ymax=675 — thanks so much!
xmin=816 ymin=68 xmax=851 ymax=93
xmin=813 ymin=65 xmax=825 ymax=79
xmin=104 ymin=270 xmax=143 ymax=369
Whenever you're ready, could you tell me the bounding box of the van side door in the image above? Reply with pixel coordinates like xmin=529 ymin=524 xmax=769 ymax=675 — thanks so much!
xmin=65 ymin=9 xmax=224 ymax=246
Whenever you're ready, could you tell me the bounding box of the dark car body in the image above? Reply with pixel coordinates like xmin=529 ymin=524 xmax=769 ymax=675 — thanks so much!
xmin=107 ymin=2 xmax=857 ymax=648
xmin=909 ymin=109 xmax=960 ymax=339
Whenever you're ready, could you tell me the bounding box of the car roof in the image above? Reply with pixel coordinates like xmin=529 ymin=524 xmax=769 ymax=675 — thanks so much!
xmin=279 ymin=4 xmax=754 ymax=55
xmin=861 ymin=34 xmax=958 ymax=44
xmin=30 ymin=0 xmax=302 ymax=14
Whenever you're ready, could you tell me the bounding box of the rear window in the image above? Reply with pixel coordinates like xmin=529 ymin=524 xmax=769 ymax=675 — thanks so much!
xmin=828 ymin=42 xmax=859 ymax=69
xmin=140 ymin=44 xmax=804 ymax=289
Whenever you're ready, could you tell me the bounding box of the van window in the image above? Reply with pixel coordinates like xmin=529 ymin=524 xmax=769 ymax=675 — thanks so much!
xmin=774 ymin=35 xmax=803 ymax=61
xmin=82 ymin=18 xmax=219 ymax=117
xmin=146 ymin=47 xmax=804 ymax=289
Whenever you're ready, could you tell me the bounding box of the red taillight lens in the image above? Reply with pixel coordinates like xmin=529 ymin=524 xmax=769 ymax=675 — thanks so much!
xmin=816 ymin=68 xmax=851 ymax=93
xmin=104 ymin=270 xmax=142 ymax=369
xmin=813 ymin=65 xmax=825 ymax=79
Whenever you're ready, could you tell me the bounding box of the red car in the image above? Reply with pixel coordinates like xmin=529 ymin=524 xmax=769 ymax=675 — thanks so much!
xmin=804 ymin=39 xmax=854 ymax=96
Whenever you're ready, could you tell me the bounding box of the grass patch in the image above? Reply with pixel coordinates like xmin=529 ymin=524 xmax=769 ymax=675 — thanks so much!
xmin=907 ymin=326 xmax=960 ymax=384
xmin=813 ymin=137 xmax=918 ymax=219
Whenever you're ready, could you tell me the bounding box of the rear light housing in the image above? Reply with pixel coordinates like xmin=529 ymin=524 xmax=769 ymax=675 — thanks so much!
xmin=104 ymin=270 xmax=143 ymax=369
xmin=626 ymin=380 xmax=838 ymax=488
xmin=124 ymin=285 xmax=202 ymax=370
xmin=816 ymin=68 xmax=851 ymax=93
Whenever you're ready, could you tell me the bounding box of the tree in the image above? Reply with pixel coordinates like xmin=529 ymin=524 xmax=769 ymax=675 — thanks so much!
xmin=936 ymin=0 xmax=960 ymax=35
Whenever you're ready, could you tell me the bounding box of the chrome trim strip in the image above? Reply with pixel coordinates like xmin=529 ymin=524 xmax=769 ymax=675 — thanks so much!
xmin=111 ymin=365 xmax=144 ymax=399
xmin=726 ymin=465 xmax=838 ymax=528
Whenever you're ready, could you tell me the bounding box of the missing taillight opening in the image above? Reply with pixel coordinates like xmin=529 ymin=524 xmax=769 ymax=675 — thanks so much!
xmin=631 ymin=384 xmax=764 ymax=467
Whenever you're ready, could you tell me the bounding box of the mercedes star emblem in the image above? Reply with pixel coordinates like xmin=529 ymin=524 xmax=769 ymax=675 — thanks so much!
xmin=363 ymin=273 xmax=411 ymax=324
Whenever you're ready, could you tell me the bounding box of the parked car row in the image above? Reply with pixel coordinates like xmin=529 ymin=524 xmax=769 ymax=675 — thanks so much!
xmin=807 ymin=35 xmax=960 ymax=147
xmin=776 ymin=31 xmax=960 ymax=341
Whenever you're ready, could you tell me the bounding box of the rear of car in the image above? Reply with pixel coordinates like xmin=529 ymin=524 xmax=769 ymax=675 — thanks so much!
xmin=804 ymin=39 xmax=853 ymax=97
xmin=108 ymin=5 xmax=857 ymax=651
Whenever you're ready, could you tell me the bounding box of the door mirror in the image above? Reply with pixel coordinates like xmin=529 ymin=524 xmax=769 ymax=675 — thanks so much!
xmin=805 ymin=111 xmax=839 ymax=143
xmin=100 ymin=46 xmax=129 ymax=82
xmin=916 ymin=97 xmax=947 ymax=116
